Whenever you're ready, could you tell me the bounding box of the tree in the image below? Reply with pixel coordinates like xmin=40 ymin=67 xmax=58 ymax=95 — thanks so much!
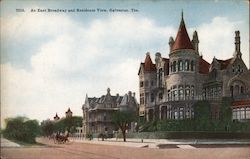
xmin=3 ymin=116 xmax=40 ymax=143
xmin=53 ymin=116 xmax=83 ymax=133
xmin=112 ymin=110 xmax=135 ymax=142
xmin=41 ymin=120 xmax=55 ymax=136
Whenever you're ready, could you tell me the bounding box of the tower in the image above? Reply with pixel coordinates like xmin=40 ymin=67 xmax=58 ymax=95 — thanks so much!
xmin=138 ymin=52 xmax=157 ymax=121
xmin=166 ymin=12 xmax=199 ymax=119
xmin=82 ymin=94 xmax=90 ymax=135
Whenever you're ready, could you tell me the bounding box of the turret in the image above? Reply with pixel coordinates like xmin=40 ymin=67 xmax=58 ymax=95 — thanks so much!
xmin=168 ymin=37 xmax=174 ymax=52
xmin=192 ymin=30 xmax=199 ymax=53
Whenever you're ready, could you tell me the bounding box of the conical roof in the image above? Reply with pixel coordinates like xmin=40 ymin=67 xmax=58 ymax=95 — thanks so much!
xmin=171 ymin=12 xmax=194 ymax=52
xmin=144 ymin=53 xmax=156 ymax=72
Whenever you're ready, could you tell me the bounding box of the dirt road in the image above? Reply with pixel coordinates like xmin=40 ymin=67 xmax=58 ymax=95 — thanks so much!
xmin=1 ymin=138 xmax=250 ymax=159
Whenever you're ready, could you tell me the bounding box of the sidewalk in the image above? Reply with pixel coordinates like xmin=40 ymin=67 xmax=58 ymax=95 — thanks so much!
xmin=70 ymin=137 xmax=250 ymax=148
xmin=1 ymin=138 xmax=20 ymax=147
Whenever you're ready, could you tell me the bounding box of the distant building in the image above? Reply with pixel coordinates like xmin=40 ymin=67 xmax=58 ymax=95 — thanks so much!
xmin=138 ymin=12 xmax=250 ymax=121
xmin=65 ymin=108 xmax=73 ymax=118
xmin=54 ymin=113 xmax=60 ymax=121
xmin=82 ymin=88 xmax=138 ymax=135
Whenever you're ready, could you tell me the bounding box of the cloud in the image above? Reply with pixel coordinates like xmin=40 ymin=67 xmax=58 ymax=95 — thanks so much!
xmin=1 ymin=12 xmax=249 ymax=126
xmin=192 ymin=16 xmax=249 ymax=66
xmin=1 ymin=13 xmax=175 ymax=125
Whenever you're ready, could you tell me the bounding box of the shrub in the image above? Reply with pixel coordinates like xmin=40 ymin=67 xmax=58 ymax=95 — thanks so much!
xmin=86 ymin=133 xmax=93 ymax=140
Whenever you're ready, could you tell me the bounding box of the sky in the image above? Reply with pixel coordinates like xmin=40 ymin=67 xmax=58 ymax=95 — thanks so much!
xmin=1 ymin=0 xmax=249 ymax=126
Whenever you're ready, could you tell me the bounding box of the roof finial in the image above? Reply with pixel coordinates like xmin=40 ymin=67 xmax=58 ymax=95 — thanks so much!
xmin=181 ymin=9 xmax=184 ymax=20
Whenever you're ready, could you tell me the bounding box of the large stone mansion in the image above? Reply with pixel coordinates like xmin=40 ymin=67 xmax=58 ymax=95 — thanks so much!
xmin=82 ymin=88 xmax=138 ymax=135
xmin=138 ymin=13 xmax=250 ymax=122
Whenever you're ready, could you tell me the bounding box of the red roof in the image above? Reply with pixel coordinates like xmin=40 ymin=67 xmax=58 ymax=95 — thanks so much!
xmin=199 ymin=56 xmax=210 ymax=74
xmin=171 ymin=15 xmax=194 ymax=52
xmin=232 ymin=100 xmax=250 ymax=107
xmin=217 ymin=58 xmax=233 ymax=70
xmin=144 ymin=53 xmax=156 ymax=72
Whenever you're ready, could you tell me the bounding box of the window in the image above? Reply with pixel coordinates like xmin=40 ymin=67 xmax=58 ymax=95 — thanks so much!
xmin=179 ymin=107 xmax=184 ymax=119
xmin=140 ymin=81 xmax=144 ymax=87
xmin=241 ymin=86 xmax=244 ymax=94
xmin=140 ymin=93 xmax=144 ymax=104
xmin=191 ymin=61 xmax=194 ymax=71
xmin=145 ymin=80 xmax=149 ymax=87
xmin=159 ymin=93 xmax=163 ymax=100
xmin=174 ymin=111 xmax=178 ymax=119
xmin=241 ymin=108 xmax=245 ymax=119
xmin=230 ymin=86 xmax=234 ymax=97
xmin=246 ymin=107 xmax=250 ymax=119
xmin=238 ymin=65 xmax=241 ymax=72
xmin=179 ymin=60 xmax=183 ymax=71
xmin=173 ymin=61 xmax=176 ymax=72
xmin=151 ymin=93 xmax=154 ymax=102
xmin=186 ymin=108 xmax=190 ymax=118
xmin=104 ymin=112 xmax=107 ymax=121
xmin=179 ymin=85 xmax=184 ymax=100
xmin=191 ymin=86 xmax=194 ymax=97
xmin=185 ymin=60 xmax=189 ymax=71
xmin=185 ymin=85 xmax=190 ymax=99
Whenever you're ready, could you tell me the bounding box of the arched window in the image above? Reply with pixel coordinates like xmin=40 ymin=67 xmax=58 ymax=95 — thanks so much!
xmin=179 ymin=60 xmax=183 ymax=71
xmin=173 ymin=61 xmax=176 ymax=72
xmin=185 ymin=60 xmax=189 ymax=71
xmin=178 ymin=85 xmax=184 ymax=100
xmin=191 ymin=61 xmax=194 ymax=71
xmin=185 ymin=85 xmax=190 ymax=100
xmin=241 ymin=86 xmax=244 ymax=94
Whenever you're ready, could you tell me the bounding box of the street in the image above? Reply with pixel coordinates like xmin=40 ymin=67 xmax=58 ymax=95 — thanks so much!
xmin=1 ymin=137 xmax=250 ymax=159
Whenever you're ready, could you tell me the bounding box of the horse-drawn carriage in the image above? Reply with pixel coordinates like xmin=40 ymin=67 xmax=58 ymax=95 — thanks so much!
xmin=50 ymin=132 xmax=69 ymax=144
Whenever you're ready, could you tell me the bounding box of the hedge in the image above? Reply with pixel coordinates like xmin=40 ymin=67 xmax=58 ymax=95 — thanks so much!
xmin=126 ymin=131 xmax=250 ymax=139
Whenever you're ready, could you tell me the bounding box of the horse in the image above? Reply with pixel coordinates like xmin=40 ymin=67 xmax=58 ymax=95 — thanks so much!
xmin=54 ymin=132 xmax=69 ymax=144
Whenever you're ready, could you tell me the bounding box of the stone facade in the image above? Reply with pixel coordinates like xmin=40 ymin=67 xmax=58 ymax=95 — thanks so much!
xmin=138 ymin=13 xmax=250 ymax=121
xmin=82 ymin=88 xmax=138 ymax=135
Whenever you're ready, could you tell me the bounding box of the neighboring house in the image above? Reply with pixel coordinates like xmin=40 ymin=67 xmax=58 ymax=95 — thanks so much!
xmin=138 ymin=12 xmax=250 ymax=121
xmin=82 ymin=88 xmax=138 ymax=135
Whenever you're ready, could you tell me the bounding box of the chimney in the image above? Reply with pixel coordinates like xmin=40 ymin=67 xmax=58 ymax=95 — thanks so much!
xmin=192 ymin=30 xmax=199 ymax=53
xmin=235 ymin=30 xmax=240 ymax=53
